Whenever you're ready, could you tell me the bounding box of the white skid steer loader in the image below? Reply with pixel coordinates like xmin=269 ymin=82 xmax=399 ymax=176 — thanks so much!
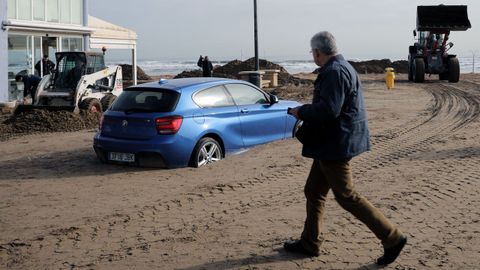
xmin=15 ymin=51 xmax=123 ymax=114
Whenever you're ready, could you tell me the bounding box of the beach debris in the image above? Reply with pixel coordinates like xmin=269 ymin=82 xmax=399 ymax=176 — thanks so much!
xmin=0 ymin=110 xmax=100 ymax=141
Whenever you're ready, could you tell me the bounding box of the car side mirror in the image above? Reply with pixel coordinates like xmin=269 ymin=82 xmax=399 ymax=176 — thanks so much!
xmin=413 ymin=30 xmax=417 ymax=37
xmin=447 ymin=42 xmax=454 ymax=49
xmin=269 ymin=94 xmax=279 ymax=105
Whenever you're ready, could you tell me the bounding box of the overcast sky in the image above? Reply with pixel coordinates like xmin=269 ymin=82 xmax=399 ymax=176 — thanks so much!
xmin=90 ymin=0 xmax=480 ymax=61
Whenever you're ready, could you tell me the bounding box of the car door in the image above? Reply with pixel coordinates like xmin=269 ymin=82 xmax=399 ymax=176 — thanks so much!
xmin=192 ymin=85 xmax=244 ymax=151
xmin=224 ymin=83 xmax=286 ymax=146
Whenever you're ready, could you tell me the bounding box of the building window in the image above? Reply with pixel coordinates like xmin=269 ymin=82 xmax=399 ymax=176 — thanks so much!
xmin=61 ymin=37 xmax=83 ymax=52
xmin=17 ymin=0 xmax=32 ymax=20
xmin=7 ymin=0 xmax=16 ymax=19
xmin=59 ymin=0 xmax=71 ymax=23
xmin=47 ymin=0 xmax=59 ymax=22
xmin=8 ymin=0 xmax=83 ymax=25
xmin=71 ymin=0 xmax=83 ymax=25
xmin=33 ymin=0 xmax=46 ymax=21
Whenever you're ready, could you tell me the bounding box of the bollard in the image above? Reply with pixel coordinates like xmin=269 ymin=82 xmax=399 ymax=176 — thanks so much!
xmin=385 ymin=67 xmax=395 ymax=89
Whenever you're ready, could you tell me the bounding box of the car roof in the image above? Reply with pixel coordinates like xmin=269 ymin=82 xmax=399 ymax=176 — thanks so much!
xmin=126 ymin=77 xmax=252 ymax=93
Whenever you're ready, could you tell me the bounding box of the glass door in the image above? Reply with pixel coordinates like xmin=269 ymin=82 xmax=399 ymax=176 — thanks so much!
xmin=43 ymin=36 xmax=57 ymax=71
xmin=7 ymin=34 xmax=32 ymax=101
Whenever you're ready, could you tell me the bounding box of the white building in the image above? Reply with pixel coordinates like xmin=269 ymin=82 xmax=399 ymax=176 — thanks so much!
xmin=0 ymin=0 xmax=137 ymax=105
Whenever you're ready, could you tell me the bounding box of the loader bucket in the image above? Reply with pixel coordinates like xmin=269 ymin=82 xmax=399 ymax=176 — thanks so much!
xmin=14 ymin=105 xmax=75 ymax=115
xmin=417 ymin=5 xmax=471 ymax=32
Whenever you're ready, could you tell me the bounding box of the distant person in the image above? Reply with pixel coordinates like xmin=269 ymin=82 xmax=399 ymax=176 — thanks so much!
xmin=35 ymin=55 xmax=55 ymax=76
xmin=286 ymin=31 xmax=407 ymax=266
xmin=15 ymin=74 xmax=42 ymax=104
xmin=197 ymin=55 xmax=213 ymax=77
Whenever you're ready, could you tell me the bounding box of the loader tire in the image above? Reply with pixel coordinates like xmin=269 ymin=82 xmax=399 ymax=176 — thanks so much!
xmin=448 ymin=57 xmax=460 ymax=83
xmin=101 ymin=95 xmax=116 ymax=111
xmin=413 ymin=58 xmax=425 ymax=83
xmin=408 ymin=59 xmax=413 ymax=81
xmin=79 ymin=98 xmax=102 ymax=113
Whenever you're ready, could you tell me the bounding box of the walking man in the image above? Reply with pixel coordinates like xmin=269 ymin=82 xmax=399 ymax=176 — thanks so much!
xmin=286 ymin=31 xmax=407 ymax=266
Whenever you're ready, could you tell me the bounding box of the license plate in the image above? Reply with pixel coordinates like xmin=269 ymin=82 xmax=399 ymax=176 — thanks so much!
xmin=109 ymin=152 xmax=135 ymax=162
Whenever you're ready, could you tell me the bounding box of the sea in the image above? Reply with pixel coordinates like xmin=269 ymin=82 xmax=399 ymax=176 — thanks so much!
xmin=107 ymin=56 xmax=480 ymax=77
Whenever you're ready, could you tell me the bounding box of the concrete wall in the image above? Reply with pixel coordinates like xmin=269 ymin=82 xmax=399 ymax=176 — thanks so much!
xmin=0 ymin=0 xmax=8 ymax=103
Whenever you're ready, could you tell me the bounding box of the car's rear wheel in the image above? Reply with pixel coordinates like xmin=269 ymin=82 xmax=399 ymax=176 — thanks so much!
xmin=191 ymin=137 xmax=222 ymax=168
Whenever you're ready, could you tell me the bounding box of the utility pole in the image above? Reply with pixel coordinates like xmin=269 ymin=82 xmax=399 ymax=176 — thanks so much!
xmin=471 ymin=50 xmax=478 ymax=73
xmin=252 ymin=0 xmax=260 ymax=87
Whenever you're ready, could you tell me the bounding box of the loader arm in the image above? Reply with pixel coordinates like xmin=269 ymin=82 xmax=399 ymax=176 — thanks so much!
xmin=74 ymin=66 xmax=123 ymax=109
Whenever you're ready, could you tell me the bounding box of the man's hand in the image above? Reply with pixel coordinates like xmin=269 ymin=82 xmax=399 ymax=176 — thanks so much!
xmin=288 ymin=106 xmax=301 ymax=120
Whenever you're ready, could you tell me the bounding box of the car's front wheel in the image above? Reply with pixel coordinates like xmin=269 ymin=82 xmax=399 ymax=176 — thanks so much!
xmin=191 ymin=137 xmax=222 ymax=168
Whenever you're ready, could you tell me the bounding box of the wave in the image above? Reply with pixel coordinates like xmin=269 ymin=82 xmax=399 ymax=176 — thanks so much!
xmin=107 ymin=57 xmax=480 ymax=76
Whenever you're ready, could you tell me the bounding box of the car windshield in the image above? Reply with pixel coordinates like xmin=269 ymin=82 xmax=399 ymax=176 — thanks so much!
xmin=110 ymin=88 xmax=180 ymax=113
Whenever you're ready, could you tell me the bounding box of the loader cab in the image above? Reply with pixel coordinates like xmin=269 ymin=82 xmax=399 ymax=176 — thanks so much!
xmin=52 ymin=52 xmax=106 ymax=90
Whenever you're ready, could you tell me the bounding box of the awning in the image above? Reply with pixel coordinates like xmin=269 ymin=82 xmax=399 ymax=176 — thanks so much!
xmin=2 ymin=19 xmax=94 ymax=34
xmin=88 ymin=16 xmax=138 ymax=85
xmin=88 ymin=16 xmax=137 ymax=49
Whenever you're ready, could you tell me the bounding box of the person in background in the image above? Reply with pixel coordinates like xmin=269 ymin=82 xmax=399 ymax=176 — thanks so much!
xmin=197 ymin=55 xmax=213 ymax=77
xmin=286 ymin=31 xmax=407 ymax=266
xmin=35 ymin=55 xmax=55 ymax=76
xmin=15 ymin=74 xmax=42 ymax=104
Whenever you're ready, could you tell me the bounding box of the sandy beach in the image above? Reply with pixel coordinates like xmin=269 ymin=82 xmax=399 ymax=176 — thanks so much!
xmin=1 ymin=73 xmax=480 ymax=269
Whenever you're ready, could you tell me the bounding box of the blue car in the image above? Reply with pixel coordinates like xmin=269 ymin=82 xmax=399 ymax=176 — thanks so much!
xmin=93 ymin=77 xmax=301 ymax=168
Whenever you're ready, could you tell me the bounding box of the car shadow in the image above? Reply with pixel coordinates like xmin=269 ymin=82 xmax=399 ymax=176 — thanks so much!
xmin=0 ymin=147 xmax=168 ymax=181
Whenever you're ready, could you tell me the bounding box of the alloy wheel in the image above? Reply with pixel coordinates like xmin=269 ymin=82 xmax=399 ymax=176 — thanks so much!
xmin=197 ymin=141 xmax=221 ymax=167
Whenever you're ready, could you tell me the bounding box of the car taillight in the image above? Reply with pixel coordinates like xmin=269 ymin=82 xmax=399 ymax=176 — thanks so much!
xmin=155 ymin=116 xmax=183 ymax=134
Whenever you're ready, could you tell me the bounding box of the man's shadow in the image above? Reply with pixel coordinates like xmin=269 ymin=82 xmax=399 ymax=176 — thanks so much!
xmin=175 ymin=248 xmax=384 ymax=270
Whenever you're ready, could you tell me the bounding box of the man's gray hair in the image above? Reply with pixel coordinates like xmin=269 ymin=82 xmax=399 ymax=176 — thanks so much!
xmin=310 ymin=31 xmax=338 ymax=55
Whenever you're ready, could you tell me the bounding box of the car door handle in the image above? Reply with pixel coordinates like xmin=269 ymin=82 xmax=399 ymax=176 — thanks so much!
xmin=240 ymin=108 xmax=249 ymax=114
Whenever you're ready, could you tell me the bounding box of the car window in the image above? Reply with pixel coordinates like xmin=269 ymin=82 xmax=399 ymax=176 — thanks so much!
xmin=110 ymin=88 xmax=180 ymax=112
xmin=225 ymin=83 xmax=268 ymax=106
xmin=193 ymin=85 xmax=234 ymax=108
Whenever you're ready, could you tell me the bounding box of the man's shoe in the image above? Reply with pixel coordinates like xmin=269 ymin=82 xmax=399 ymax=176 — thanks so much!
xmin=283 ymin=240 xmax=320 ymax=257
xmin=376 ymin=236 xmax=407 ymax=265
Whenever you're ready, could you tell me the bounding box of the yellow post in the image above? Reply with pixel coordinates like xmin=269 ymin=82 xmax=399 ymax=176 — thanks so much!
xmin=385 ymin=67 xmax=395 ymax=89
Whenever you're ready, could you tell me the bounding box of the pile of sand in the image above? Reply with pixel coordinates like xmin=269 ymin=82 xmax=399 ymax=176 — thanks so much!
xmin=0 ymin=110 xmax=100 ymax=141
xmin=175 ymin=58 xmax=313 ymax=86
xmin=174 ymin=58 xmax=408 ymax=86
xmin=120 ymin=64 xmax=152 ymax=81
xmin=349 ymin=59 xmax=408 ymax=74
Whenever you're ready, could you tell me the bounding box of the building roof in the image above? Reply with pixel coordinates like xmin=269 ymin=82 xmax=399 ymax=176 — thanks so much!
xmin=88 ymin=16 xmax=137 ymax=49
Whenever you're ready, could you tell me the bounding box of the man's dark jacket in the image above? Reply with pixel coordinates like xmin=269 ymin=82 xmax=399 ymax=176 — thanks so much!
xmin=202 ymin=59 xmax=213 ymax=77
xmin=22 ymin=75 xmax=42 ymax=98
xmin=297 ymin=54 xmax=370 ymax=160
xmin=35 ymin=59 xmax=55 ymax=75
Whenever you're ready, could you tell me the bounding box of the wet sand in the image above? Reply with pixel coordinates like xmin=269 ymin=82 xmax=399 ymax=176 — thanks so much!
xmin=1 ymin=74 xmax=479 ymax=269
